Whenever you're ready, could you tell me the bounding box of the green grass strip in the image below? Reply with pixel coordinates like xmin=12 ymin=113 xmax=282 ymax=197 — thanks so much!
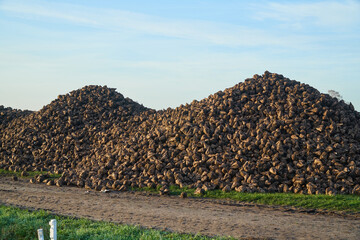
xmin=0 ymin=205 xmax=234 ymax=240
xmin=134 ymin=185 xmax=360 ymax=212
xmin=0 ymin=168 xmax=61 ymax=179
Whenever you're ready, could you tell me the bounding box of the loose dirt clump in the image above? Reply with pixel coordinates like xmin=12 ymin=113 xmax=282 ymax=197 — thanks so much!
xmin=1 ymin=72 xmax=360 ymax=195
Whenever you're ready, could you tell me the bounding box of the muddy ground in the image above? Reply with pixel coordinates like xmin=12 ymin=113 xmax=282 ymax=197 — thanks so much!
xmin=0 ymin=176 xmax=359 ymax=240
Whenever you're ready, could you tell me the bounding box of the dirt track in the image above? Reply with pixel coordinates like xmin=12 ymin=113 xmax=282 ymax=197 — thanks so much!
xmin=0 ymin=177 xmax=359 ymax=240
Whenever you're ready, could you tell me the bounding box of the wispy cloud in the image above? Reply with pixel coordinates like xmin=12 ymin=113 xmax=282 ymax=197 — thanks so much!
xmin=254 ymin=0 xmax=360 ymax=30
xmin=0 ymin=0 xmax=315 ymax=48
xmin=0 ymin=1 xmax=98 ymax=26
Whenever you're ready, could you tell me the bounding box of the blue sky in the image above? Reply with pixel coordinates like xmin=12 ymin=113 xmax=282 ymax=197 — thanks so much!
xmin=0 ymin=0 xmax=359 ymax=111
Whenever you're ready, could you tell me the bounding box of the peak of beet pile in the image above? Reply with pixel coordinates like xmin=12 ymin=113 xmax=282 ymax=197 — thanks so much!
xmin=1 ymin=72 xmax=360 ymax=195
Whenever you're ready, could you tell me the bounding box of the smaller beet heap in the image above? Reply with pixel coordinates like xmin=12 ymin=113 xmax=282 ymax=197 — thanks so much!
xmin=0 ymin=105 xmax=32 ymax=127
xmin=0 ymin=85 xmax=149 ymax=175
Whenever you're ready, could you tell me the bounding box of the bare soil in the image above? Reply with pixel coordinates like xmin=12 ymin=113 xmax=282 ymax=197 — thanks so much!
xmin=0 ymin=176 xmax=359 ymax=240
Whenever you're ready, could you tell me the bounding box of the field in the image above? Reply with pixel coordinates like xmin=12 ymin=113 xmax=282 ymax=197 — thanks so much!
xmin=1 ymin=175 xmax=359 ymax=239
xmin=0 ymin=205 xmax=235 ymax=240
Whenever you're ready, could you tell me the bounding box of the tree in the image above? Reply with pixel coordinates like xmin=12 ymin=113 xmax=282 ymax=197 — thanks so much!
xmin=328 ymin=90 xmax=343 ymax=101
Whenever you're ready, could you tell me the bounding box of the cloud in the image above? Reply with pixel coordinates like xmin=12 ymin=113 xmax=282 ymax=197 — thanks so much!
xmin=0 ymin=1 xmax=98 ymax=26
xmin=254 ymin=0 xmax=360 ymax=30
xmin=0 ymin=0 xmax=315 ymax=48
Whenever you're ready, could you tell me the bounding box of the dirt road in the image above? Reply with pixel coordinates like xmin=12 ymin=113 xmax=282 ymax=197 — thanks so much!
xmin=0 ymin=177 xmax=359 ymax=239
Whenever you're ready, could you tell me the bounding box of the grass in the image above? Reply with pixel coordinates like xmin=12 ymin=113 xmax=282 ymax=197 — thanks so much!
xmin=133 ymin=185 xmax=360 ymax=213
xmin=0 ymin=168 xmax=61 ymax=179
xmin=1 ymin=168 xmax=359 ymax=213
xmin=0 ymin=205 xmax=234 ymax=240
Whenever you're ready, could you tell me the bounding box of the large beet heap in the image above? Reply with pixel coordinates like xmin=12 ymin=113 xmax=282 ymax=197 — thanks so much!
xmin=1 ymin=72 xmax=360 ymax=195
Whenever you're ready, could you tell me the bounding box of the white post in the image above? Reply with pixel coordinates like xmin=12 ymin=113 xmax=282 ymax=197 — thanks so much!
xmin=49 ymin=219 xmax=57 ymax=240
xmin=37 ymin=229 xmax=44 ymax=240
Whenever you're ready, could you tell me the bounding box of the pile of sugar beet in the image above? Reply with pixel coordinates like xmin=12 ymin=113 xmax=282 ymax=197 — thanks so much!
xmin=1 ymin=72 xmax=360 ymax=195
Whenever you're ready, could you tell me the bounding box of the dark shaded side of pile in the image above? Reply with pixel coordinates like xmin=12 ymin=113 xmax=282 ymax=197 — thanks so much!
xmin=1 ymin=72 xmax=360 ymax=195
